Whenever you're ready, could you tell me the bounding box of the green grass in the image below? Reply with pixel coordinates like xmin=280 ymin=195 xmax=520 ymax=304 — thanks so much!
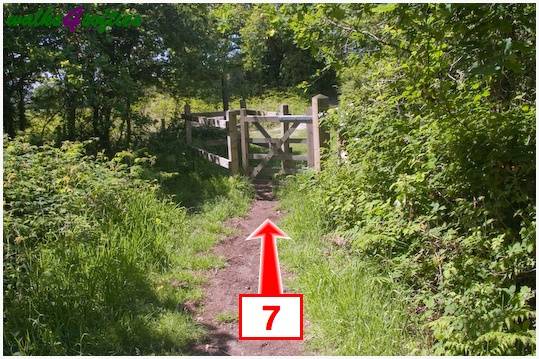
xmin=231 ymin=89 xmax=310 ymax=114
xmin=172 ymin=89 xmax=310 ymax=114
xmin=215 ymin=311 xmax=237 ymax=324
xmin=277 ymin=174 xmax=427 ymax=355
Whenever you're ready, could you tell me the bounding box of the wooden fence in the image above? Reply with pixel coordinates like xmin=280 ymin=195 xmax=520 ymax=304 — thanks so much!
xmin=182 ymin=94 xmax=330 ymax=178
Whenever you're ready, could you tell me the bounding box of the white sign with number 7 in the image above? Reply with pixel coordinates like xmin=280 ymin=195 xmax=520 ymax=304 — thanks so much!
xmin=239 ymin=294 xmax=303 ymax=340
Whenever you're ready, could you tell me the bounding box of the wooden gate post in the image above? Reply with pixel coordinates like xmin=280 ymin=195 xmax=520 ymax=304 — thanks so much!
xmin=227 ymin=110 xmax=240 ymax=175
xmin=311 ymin=94 xmax=329 ymax=171
xmin=240 ymin=105 xmax=250 ymax=175
xmin=280 ymin=104 xmax=290 ymax=173
xmin=184 ymin=104 xmax=192 ymax=145
xmin=305 ymin=106 xmax=314 ymax=167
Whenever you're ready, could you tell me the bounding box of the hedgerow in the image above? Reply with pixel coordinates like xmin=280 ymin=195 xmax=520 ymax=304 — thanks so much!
xmin=289 ymin=50 xmax=536 ymax=355
xmin=276 ymin=4 xmax=536 ymax=354
xmin=3 ymin=138 xmax=187 ymax=353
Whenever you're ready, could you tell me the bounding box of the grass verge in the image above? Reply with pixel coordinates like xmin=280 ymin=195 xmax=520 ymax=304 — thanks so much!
xmin=277 ymin=173 xmax=427 ymax=355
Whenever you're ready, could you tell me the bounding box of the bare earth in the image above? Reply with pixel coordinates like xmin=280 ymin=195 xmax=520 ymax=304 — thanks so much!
xmin=192 ymin=181 xmax=304 ymax=356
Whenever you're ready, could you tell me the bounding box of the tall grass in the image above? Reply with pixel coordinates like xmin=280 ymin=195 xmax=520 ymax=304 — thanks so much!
xmin=277 ymin=173 xmax=427 ymax=355
xmin=3 ymin=138 xmax=252 ymax=355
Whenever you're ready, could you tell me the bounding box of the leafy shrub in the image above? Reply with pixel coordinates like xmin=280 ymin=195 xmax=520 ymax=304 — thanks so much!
xmin=292 ymin=49 xmax=536 ymax=354
xmin=3 ymin=138 xmax=192 ymax=354
xmin=278 ymin=174 xmax=426 ymax=355
xmin=278 ymin=4 xmax=536 ymax=352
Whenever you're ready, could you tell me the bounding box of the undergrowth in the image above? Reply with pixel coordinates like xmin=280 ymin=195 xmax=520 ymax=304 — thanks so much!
xmin=3 ymin=136 xmax=252 ymax=355
xmin=166 ymin=89 xmax=310 ymax=115
xmin=276 ymin=47 xmax=536 ymax=354
xmin=230 ymin=89 xmax=309 ymax=114
xmin=277 ymin=174 xmax=426 ymax=355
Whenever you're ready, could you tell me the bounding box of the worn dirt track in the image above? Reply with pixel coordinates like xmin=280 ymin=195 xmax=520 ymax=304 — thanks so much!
xmin=192 ymin=181 xmax=304 ymax=356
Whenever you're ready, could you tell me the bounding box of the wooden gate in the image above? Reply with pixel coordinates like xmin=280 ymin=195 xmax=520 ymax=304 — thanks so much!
xmin=182 ymin=94 xmax=329 ymax=179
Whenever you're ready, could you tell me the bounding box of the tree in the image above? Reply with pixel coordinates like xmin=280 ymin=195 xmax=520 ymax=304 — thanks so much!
xmin=3 ymin=3 xmax=219 ymax=151
xmin=3 ymin=3 xmax=61 ymax=136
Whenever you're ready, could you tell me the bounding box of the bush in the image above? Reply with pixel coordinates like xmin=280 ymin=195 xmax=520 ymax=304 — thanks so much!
xmin=278 ymin=173 xmax=426 ymax=355
xmin=3 ymin=138 xmax=192 ymax=354
xmin=282 ymin=47 xmax=536 ymax=354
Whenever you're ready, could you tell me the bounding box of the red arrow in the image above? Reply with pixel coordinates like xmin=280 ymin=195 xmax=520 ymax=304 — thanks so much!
xmin=246 ymin=219 xmax=290 ymax=295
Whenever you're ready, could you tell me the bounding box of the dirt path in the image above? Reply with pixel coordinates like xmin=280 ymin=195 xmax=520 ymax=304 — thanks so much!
xmin=193 ymin=181 xmax=304 ymax=356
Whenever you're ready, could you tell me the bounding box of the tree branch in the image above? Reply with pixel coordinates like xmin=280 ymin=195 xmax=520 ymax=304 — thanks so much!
xmin=323 ymin=17 xmax=411 ymax=54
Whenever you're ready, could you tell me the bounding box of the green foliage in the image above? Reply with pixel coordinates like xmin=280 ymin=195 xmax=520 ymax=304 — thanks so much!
xmin=3 ymin=137 xmax=252 ymax=354
xmin=278 ymin=174 xmax=427 ymax=355
xmin=230 ymin=89 xmax=309 ymax=114
xmin=4 ymin=3 xmax=536 ymax=355
xmin=136 ymin=88 xmax=310 ymax=120
xmin=279 ymin=3 xmax=536 ymax=355
xmin=4 ymin=3 xmax=219 ymax=150
xmin=215 ymin=311 xmax=237 ymax=324
xmin=211 ymin=3 xmax=336 ymax=97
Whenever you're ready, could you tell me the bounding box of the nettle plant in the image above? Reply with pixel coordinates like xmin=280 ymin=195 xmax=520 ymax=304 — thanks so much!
xmin=3 ymin=138 xmax=185 ymax=354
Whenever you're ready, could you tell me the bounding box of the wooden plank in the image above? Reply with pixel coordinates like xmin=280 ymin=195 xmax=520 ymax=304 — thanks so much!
xmin=245 ymin=115 xmax=312 ymax=123
xmin=305 ymin=106 xmax=314 ymax=167
xmin=192 ymin=146 xmax=229 ymax=169
xmin=253 ymin=122 xmax=272 ymax=140
xmin=227 ymin=110 xmax=240 ymax=175
xmin=280 ymin=104 xmax=291 ymax=172
xmin=250 ymin=142 xmax=270 ymax=149
xmin=189 ymin=116 xmax=228 ymax=129
xmin=249 ymin=153 xmax=308 ymax=161
xmin=240 ymin=108 xmax=250 ymax=175
xmin=249 ymin=138 xmax=307 ymax=144
xmin=200 ymin=116 xmax=226 ymax=120
xmin=312 ymin=94 xmax=329 ymax=171
xmin=190 ymin=111 xmax=225 ymax=117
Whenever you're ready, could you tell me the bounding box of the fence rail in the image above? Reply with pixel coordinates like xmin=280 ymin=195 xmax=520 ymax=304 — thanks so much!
xmin=244 ymin=115 xmax=312 ymax=122
xmin=187 ymin=116 xmax=228 ymax=129
xmin=249 ymin=138 xmax=307 ymax=145
xmin=192 ymin=146 xmax=230 ymax=169
xmin=248 ymin=153 xmax=309 ymax=161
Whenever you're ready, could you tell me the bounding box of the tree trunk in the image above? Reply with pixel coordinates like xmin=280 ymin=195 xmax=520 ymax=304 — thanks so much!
xmin=101 ymin=106 xmax=112 ymax=154
xmin=221 ymin=73 xmax=229 ymax=112
xmin=125 ymin=98 xmax=132 ymax=148
xmin=17 ymin=79 xmax=26 ymax=131
xmin=3 ymin=85 xmax=15 ymax=138
xmin=92 ymin=104 xmax=100 ymax=138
